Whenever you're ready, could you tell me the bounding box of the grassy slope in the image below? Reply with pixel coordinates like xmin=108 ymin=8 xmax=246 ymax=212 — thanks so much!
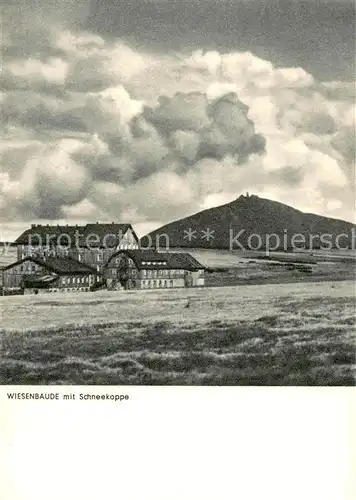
xmin=1 ymin=281 xmax=355 ymax=386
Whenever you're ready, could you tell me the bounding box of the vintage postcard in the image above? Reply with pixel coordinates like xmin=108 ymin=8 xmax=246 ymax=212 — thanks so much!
xmin=1 ymin=1 xmax=355 ymax=497
xmin=1 ymin=0 xmax=355 ymax=388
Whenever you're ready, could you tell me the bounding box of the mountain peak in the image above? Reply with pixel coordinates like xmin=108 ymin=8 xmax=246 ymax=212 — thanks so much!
xmin=142 ymin=195 xmax=355 ymax=251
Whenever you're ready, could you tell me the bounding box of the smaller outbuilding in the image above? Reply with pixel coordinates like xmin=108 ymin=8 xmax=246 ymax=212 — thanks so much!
xmin=0 ymin=256 xmax=101 ymax=295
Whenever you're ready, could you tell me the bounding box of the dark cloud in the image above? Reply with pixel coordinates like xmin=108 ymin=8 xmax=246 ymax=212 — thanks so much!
xmin=331 ymin=127 xmax=356 ymax=165
xmin=2 ymin=91 xmax=88 ymax=134
xmin=272 ymin=166 xmax=304 ymax=187
xmin=143 ymin=92 xmax=265 ymax=164
xmin=84 ymin=0 xmax=356 ymax=81
xmin=302 ymin=114 xmax=337 ymax=135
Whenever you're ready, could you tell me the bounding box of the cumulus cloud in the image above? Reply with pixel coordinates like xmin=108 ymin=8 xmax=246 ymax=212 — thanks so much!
xmin=1 ymin=15 xmax=355 ymax=231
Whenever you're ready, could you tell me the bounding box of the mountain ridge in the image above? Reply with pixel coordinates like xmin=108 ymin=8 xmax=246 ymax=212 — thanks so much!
xmin=141 ymin=194 xmax=356 ymax=251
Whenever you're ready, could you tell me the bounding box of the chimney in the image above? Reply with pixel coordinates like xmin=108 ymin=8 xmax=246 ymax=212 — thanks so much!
xmin=31 ymin=224 xmax=36 ymax=228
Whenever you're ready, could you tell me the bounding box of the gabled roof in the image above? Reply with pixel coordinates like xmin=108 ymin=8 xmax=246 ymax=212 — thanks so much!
xmin=166 ymin=253 xmax=206 ymax=270
xmin=2 ymin=256 xmax=101 ymax=275
xmin=106 ymin=249 xmax=205 ymax=270
xmin=23 ymin=275 xmax=58 ymax=289
xmin=15 ymin=226 xmax=79 ymax=245
xmin=44 ymin=257 xmax=100 ymax=275
xmin=2 ymin=256 xmax=48 ymax=271
xmin=14 ymin=223 xmax=138 ymax=248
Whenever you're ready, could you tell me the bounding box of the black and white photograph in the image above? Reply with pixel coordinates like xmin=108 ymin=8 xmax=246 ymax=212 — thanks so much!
xmin=1 ymin=0 xmax=355 ymax=387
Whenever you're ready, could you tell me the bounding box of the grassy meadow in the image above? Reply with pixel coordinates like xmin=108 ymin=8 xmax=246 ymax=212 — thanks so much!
xmin=1 ymin=280 xmax=355 ymax=386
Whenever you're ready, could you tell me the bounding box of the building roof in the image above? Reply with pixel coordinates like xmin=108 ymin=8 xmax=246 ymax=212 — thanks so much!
xmin=23 ymin=275 xmax=58 ymax=289
xmin=2 ymin=256 xmax=100 ymax=275
xmin=106 ymin=249 xmax=205 ymax=270
xmin=44 ymin=257 xmax=100 ymax=275
xmin=14 ymin=223 xmax=137 ymax=248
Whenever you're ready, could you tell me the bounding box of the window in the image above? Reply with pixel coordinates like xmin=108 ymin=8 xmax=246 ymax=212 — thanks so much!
xmin=148 ymin=281 xmax=151 ymax=288
xmin=77 ymin=277 xmax=80 ymax=284
xmin=81 ymin=277 xmax=85 ymax=283
xmin=97 ymin=254 xmax=102 ymax=262
xmin=158 ymin=280 xmax=162 ymax=287
xmin=164 ymin=281 xmax=167 ymax=287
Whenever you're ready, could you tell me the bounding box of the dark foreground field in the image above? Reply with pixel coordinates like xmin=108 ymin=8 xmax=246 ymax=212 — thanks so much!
xmin=1 ymin=281 xmax=355 ymax=385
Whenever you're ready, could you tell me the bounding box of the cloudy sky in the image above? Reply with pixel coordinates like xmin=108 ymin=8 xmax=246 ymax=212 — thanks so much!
xmin=1 ymin=0 xmax=355 ymax=239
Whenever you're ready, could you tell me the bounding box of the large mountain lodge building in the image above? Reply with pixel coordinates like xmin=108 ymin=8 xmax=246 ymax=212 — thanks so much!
xmin=1 ymin=223 xmax=205 ymax=294
xmin=15 ymin=223 xmax=140 ymax=275
xmin=106 ymin=250 xmax=205 ymax=290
